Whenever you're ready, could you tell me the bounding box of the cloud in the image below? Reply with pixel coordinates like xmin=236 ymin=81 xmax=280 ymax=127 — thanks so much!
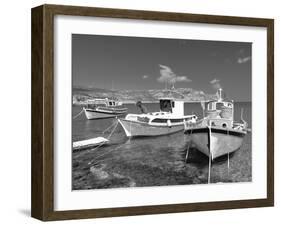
xmin=157 ymin=64 xmax=191 ymax=85
xmin=173 ymin=76 xmax=191 ymax=82
xmin=237 ymin=56 xmax=251 ymax=64
xmin=238 ymin=49 xmax=245 ymax=54
xmin=142 ymin=75 xmax=149 ymax=79
xmin=210 ymin=78 xmax=220 ymax=84
xmin=210 ymin=78 xmax=222 ymax=90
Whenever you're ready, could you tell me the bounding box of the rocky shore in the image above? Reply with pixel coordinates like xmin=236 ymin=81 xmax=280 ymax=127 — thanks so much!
xmin=73 ymin=86 xmax=217 ymax=105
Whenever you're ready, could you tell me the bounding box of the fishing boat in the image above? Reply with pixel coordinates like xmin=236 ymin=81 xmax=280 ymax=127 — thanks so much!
xmin=184 ymin=88 xmax=248 ymax=160
xmin=118 ymin=98 xmax=197 ymax=137
xmin=83 ymin=98 xmax=128 ymax=120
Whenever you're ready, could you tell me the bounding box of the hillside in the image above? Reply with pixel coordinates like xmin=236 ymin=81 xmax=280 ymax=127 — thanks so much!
xmin=72 ymin=86 xmax=216 ymax=105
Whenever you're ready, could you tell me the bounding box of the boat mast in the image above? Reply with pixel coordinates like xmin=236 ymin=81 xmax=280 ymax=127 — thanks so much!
xmin=218 ymin=88 xmax=223 ymax=101
xmin=110 ymin=80 xmax=114 ymax=100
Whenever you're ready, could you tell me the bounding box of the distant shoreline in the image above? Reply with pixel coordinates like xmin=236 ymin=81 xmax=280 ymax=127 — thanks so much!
xmin=121 ymin=100 xmax=205 ymax=104
xmin=73 ymin=100 xmax=205 ymax=106
xmin=73 ymin=100 xmax=251 ymax=106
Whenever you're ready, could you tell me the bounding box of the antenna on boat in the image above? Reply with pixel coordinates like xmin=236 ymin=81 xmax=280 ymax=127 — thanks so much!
xmin=200 ymin=101 xmax=205 ymax=118
xmin=240 ymin=108 xmax=243 ymax=120
xmin=110 ymin=80 xmax=116 ymax=100
xmin=240 ymin=108 xmax=248 ymax=129
xmin=199 ymin=91 xmax=206 ymax=118
xmin=217 ymin=88 xmax=223 ymax=101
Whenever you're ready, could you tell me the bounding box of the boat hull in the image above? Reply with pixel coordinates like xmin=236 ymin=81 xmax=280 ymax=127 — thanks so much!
xmin=84 ymin=108 xmax=126 ymax=120
xmin=73 ymin=137 xmax=109 ymax=151
xmin=185 ymin=127 xmax=246 ymax=159
xmin=118 ymin=119 xmax=184 ymax=137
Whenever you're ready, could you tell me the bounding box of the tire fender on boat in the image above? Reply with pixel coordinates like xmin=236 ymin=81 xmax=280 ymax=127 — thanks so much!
xmin=167 ymin=119 xmax=172 ymax=128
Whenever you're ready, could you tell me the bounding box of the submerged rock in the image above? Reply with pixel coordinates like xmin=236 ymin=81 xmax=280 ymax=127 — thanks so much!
xmin=112 ymin=172 xmax=136 ymax=187
xmin=90 ymin=164 xmax=109 ymax=180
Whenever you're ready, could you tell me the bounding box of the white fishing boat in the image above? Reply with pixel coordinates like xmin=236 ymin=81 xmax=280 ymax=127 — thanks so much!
xmin=184 ymin=88 xmax=248 ymax=160
xmin=118 ymin=98 xmax=197 ymax=137
xmin=83 ymin=98 xmax=128 ymax=120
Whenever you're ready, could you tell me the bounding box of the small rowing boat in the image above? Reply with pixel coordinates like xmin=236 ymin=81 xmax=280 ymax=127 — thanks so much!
xmin=73 ymin=137 xmax=109 ymax=151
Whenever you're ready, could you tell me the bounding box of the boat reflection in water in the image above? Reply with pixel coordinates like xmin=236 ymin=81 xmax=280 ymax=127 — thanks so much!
xmin=184 ymin=88 xmax=249 ymax=160
xmin=118 ymin=98 xmax=197 ymax=137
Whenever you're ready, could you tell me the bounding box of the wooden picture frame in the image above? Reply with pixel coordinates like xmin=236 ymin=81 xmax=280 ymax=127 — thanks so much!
xmin=31 ymin=4 xmax=274 ymax=221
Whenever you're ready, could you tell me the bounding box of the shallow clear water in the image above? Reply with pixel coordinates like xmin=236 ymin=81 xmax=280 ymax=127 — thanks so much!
xmin=72 ymin=102 xmax=252 ymax=190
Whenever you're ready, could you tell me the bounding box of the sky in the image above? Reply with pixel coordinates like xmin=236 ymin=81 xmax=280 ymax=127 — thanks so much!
xmin=72 ymin=34 xmax=252 ymax=101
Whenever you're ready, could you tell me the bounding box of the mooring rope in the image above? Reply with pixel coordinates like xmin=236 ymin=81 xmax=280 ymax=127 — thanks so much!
xmin=185 ymin=129 xmax=193 ymax=162
xmin=208 ymin=152 xmax=212 ymax=184
xmin=102 ymin=120 xmax=118 ymax=134
xmin=88 ymin=140 xmax=129 ymax=166
xmin=208 ymin=125 xmax=212 ymax=184
xmin=73 ymin=108 xmax=84 ymax=119
xmin=74 ymin=120 xmax=119 ymax=158
xmin=74 ymin=140 xmax=106 ymax=159
xmin=227 ymin=129 xmax=230 ymax=177
xmin=106 ymin=121 xmax=119 ymax=140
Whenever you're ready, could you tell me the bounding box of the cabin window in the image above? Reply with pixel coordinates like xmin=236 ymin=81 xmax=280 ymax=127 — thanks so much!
xmin=172 ymin=101 xmax=175 ymax=108
xmin=216 ymin=102 xmax=225 ymax=110
xmin=151 ymin=118 xmax=168 ymax=123
xmin=207 ymin=103 xmax=215 ymax=110
xmin=87 ymin=104 xmax=96 ymax=109
xmin=160 ymin=100 xmax=172 ymax=113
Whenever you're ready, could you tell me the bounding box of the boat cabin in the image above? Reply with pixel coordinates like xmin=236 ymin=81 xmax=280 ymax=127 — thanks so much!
xmin=86 ymin=98 xmax=120 ymax=109
xmin=203 ymin=89 xmax=234 ymax=128
xmin=206 ymin=100 xmax=233 ymax=119
xmin=125 ymin=97 xmax=197 ymax=126
xmin=159 ymin=98 xmax=184 ymax=116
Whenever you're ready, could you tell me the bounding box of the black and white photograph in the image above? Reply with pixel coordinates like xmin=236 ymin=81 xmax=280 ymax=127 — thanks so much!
xmin=72 ymin=34 xmax=252 ymax=190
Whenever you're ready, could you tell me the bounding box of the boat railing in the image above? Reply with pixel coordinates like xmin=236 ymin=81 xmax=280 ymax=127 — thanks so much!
xmin=233 ymin=121 xmax=248 ymax=130
xmin=126 ymin=114 xmax=139 ymax=121
xmin=205 ymin=110 xmax=220 ymax=118
xmin=184 ymin=118 xmax=202 ymax=130
xmin=205 ymin=108 xmax=233 ymax=120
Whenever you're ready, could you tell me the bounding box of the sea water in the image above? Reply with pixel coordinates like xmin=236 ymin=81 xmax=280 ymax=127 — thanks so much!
xmin=72 ymin=102 xmax=252 ymax=190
